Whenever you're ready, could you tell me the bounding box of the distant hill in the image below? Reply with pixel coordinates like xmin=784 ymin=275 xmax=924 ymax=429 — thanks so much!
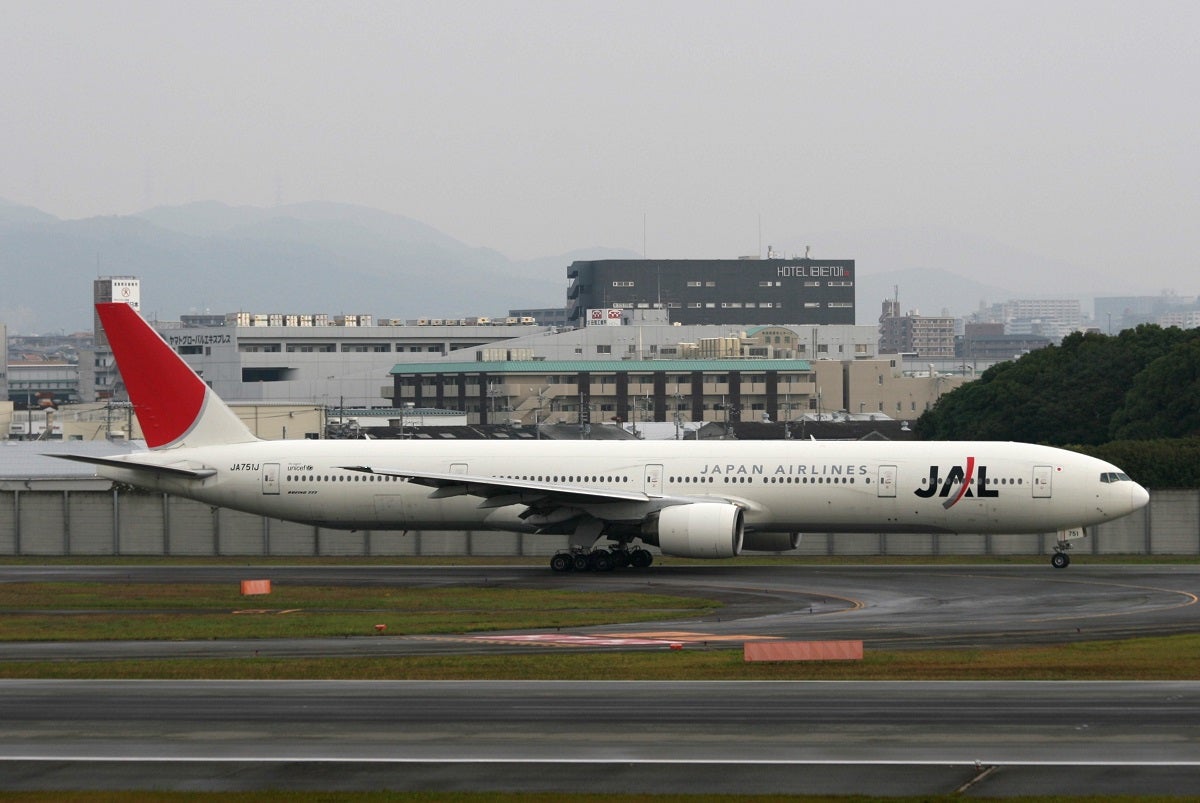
xmin=138 ymin=200 xmax=470 ymax=251
xmin=0 ymin=199 xmax=58 ymax=234
xmin=0 ymin=202 xmax=567 ymax=333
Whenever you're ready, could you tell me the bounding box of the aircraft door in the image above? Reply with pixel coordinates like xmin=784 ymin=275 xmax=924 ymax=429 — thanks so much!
xmin=262 ymin=463 xmax=280 ymax=495
xmin=450 ymin=463 xmax=468 ymax=475
xmin=1033 ymin=465 xmax=1052 ymax=498
xmin=877 ymin=465 xmax=897 ymax=498
xmin=373 ymin=493 xmax=407 ymax=524
xmin=644 ymin=464 xmax=664 ymax=497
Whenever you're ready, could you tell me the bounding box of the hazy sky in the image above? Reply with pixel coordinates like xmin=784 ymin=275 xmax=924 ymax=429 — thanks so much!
xmin=4 ymin=1 xmax=1197 ymax=281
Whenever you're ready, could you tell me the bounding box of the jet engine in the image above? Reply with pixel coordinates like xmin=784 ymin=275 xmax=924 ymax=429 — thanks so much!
xmin=649 ymin=502 xmax=744 ymax=558
xmin=741 ymin=531 xmax=802 ymax=552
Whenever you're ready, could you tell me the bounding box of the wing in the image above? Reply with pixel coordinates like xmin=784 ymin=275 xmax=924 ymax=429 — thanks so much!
xmin=340 ymin=465 xmax=651 ymax=515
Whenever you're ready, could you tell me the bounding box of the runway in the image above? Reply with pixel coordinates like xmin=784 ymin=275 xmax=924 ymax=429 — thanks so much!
xmin=2 ymin=679 xmax=1199 ymax=795
xmin=2 ymin=563 xmax=1199 ymax=794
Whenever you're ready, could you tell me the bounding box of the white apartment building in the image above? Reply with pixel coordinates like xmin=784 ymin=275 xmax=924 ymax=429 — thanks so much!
xmin=973 ymin=298 xmax=1082 ymax=343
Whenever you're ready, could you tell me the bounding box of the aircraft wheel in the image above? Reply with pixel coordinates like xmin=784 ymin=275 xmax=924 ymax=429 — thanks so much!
xmin=550 ymin=553 xmax=573 ymax=572
xmin=1051 ymin=552 xmax=1070 ymax=569
xmin=589 ymin=550 xmax=614 ymax=571
xmin=630 ymin=548 xmax=653 ymax=568
xmin=572 ymin=554 xmax=591 ymax=572
xmin=611 ymin=550 xmax=631 ymax=569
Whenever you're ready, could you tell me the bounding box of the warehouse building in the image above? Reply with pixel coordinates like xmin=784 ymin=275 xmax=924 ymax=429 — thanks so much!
xmin=389 ymin=351 xmax=962 ymax=429
xmin=390 ymin=358 xmax=819 ymax=429
xmin=147 ymin=307 xmax=878 ymax=411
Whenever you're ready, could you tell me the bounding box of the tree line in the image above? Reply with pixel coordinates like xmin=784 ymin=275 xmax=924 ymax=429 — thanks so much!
xmin=916 ymin=325 xmax=1200 ymax=488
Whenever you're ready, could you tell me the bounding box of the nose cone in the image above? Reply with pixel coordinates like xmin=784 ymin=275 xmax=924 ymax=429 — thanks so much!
xmin=1131 ymin=482 xmax=1150 ymax=511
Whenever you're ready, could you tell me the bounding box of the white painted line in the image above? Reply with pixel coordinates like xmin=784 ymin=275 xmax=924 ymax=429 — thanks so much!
xmin=1 ymin=756 xmax=1198 ymax=767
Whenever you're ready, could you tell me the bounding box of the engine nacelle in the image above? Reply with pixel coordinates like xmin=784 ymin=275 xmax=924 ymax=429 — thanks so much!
xmin=653 ymin=502 xmax=744 ymax=559
xmin=741 ymin=531 xmax=801 ymax=552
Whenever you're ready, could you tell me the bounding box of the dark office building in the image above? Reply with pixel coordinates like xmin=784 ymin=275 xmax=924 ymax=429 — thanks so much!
xmin=958 ymin=323 xmax=1052 ymax=361
xmin=566 ymin=258 xmax=855 ymax=327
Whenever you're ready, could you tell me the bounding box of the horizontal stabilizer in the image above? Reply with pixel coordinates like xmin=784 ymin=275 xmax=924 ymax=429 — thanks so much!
xmin=52 ymin=453 xmax=217 ymax=480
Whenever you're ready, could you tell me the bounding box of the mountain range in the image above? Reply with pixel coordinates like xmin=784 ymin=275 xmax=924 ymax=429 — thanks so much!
xmin=1 ymin=199 xmax=1099 ymax=334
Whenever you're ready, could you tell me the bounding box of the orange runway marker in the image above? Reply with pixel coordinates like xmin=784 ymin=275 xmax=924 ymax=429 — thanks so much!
xmin=240 ymin=580 xmax=272 ymax=596
xmin=743 ymin=640 xmax=863 ymax=662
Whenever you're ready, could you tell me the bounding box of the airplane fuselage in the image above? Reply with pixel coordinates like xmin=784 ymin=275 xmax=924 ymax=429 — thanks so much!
xmin=97 ymin=438 xmax=1145 ymax=536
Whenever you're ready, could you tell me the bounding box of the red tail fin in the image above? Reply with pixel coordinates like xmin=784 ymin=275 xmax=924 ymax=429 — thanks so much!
xmin=96 ymin=303 xmax=257 ymax=449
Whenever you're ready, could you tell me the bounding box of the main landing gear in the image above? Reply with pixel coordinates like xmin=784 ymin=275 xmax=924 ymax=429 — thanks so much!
xmin=549 ymin=546 xmax=654 ymax=573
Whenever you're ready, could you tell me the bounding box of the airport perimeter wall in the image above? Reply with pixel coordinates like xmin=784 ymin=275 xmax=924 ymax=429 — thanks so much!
xmin=0 ymin=484 xmax=1195 ymax=558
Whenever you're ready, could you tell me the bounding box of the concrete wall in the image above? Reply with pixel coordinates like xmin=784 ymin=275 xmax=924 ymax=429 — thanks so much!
xmin=1 ymin=484 xmax=1196 ymax=558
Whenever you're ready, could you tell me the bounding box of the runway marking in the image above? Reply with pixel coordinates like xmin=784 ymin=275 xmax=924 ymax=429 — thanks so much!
xmin=410 ymin=631 xmax=784 ymax=647
xmin=604 ymin=631 xmax=781 ymax=643
xmin=691 ymin=584 xmax=866 ymax=615
xmin=231 ymin=609 xmax=303 ymax=615
xmin=467 ymin=634 xmax=675 ymax=647
xmin=1025 ymin=579 xmax=1198 ymax=624
xmin=3 ymin=756 xmax=1199 ymax=767
xmin=938 ymin=571 xmax=1200 ymax=624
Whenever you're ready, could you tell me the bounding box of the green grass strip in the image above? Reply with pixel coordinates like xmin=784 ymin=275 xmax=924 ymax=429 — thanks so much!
xmin=3 ymin=633 xmax=1199 ymax=681
xmin=0 ymin=583 xmax=716 ymax=641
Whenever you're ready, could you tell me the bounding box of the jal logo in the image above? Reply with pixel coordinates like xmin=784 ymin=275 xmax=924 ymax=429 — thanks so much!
xmin=914 ymin=456 xmax=999 ymax=509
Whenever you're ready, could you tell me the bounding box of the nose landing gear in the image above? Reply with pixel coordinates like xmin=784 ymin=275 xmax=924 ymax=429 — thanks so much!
xmin=1050 ymin=526 xmax=1085 ymax=568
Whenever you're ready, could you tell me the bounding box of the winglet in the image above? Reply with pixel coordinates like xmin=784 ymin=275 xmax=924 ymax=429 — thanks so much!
xmin=96 ymin=302 xmax=258 ymax=449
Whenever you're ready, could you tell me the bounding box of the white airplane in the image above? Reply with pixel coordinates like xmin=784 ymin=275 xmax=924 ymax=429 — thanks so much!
xmin=62 ymin=302 xmax=1149 ymax=571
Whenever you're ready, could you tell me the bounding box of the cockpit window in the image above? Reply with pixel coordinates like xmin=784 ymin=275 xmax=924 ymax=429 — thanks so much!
xmin=1100 ymin=472 xmax=1133 ymax=483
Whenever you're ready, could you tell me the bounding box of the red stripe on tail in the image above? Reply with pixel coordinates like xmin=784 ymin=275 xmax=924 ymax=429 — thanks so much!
xmin=96 ymin=302 xmax=207 ymax=448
